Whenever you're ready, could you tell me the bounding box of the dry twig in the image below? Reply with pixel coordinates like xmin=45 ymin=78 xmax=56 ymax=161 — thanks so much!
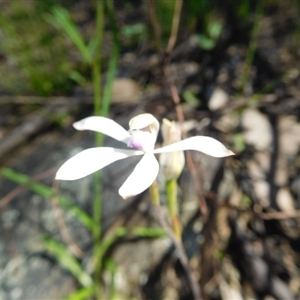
xmin=0 ymin=167 xmax=57 ymax=210
xmin=162 ymin=0 xmax=208 ymax=217
xmin=51 ymin=180 xmax=84 ymax=258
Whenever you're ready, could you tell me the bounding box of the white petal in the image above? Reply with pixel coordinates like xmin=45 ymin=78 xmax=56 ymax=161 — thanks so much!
xmin=119 ymin=153 xmax=159 ymax=199
xmin=153 ymin=136 xmax=234 ymax=157
xmin=73 ymin=117 xmax=131 ymax=144
xmin=56 ymin=147 xmax=143 ymax=180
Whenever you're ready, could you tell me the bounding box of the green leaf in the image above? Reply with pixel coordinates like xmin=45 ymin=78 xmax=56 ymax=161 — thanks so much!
xmin=208 ymin=21 xmax=223 ymax=39
xmin=195 ymin=34 xmax=215 ymax=51
xmin=43 ymin=237 xmax=93 ymax=287
xmin=95 ymin=227 xmax=128 ymax=258
xmin=104 ymin=258 xmax=117 ymax=300
xmin=183 ymin=89 xmax=199 ymax=107
xmin=64 ymin=286 xmax=95 ymax=300
xmin=69 ymin=70 xmax=86 ymax=85
xmin=47 ymin=6 xmax=92 ymax=64
xmin=95 ymin=226 xmax=165 ymax=262
xmin=0 ymin=167 xmax=95 ymax=231
xmin=131 ymin=227 xmax=166 ymax=238
xmin=121 ymin=23 xmax=147 ymax=38
xmin=233 ymin=132 xmax=246 ymax=152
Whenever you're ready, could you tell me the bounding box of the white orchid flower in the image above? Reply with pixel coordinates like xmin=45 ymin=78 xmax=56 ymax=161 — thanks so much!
xmin=56 ymin=113 xmax=234 ymax=199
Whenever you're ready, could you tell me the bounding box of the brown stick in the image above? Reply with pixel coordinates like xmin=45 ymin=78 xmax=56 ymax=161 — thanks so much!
xmin=157 ymin=2 xmax=202 ymax=299
xmin=161 ymin=0 xmax=208 ymax=217
xmin=51 ymin=180 xmax=84 ymax=258
xmin=167 ymin=79 xmax=208 ymax=217
xmin=148 ymin=0 xmax=162 ymax=51
xmin=0 ymin=98 xmax=81 ymax=162
xmin=0 ymin=95 xmax=92 ymax=104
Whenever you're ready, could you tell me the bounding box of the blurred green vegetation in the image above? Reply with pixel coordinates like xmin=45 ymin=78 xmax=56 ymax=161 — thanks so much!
xmin=0 ymin=0 xmax=284 ymax=97
xmin=0 ymin=1 xmax=74 ymax=96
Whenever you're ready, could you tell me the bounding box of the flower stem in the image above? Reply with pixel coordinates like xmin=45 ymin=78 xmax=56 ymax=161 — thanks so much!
xmin=92 ymin=1 xmax=104 ymax=297
xmin=149 ymin=180 xmax=160 ymax=206
xmin=149 ymin=181 xmax=201 ymax=300
xmin=166 ymin=179 xmax=181 ymax=241
xmin=92 ymin=0 xmax=104 ymax=243
xmin=101 ymin=0 xmax=119 ymax=117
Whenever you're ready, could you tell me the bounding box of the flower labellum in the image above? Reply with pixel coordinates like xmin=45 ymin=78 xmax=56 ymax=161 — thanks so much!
xmin=56 ymin=113 xmax=234 ymax=199
xmin=127 ymin=113 xmax=159 ymax=152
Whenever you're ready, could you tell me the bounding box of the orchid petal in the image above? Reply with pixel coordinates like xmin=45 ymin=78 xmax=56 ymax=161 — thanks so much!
xmin=73 ymin=117 xmax=131 ymax=144
xmin=153 ymin=136 xmax=234 ymax=157
xmin=56 ymin=147 xmax=143 ymax=180
xmin=119 ymin=153 xmax=159 ymax=199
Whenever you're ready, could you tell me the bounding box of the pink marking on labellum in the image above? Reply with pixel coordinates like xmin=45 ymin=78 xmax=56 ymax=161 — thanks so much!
xmin=128 ymin=139 xmax=144 ymax=150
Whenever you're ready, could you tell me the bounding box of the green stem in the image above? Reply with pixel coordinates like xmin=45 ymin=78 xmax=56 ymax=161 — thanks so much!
xmin=93 ymin=0 xmax=104 ymax=118
xmin=149 ymin=180 xmax=160 ymax=206
xmin=240 ymin=0 xmax=263 ymax=94
xmin=101 ymin=0 xmax=120 ymax=117
xmin=150 ymin=180 xmax=201 ymax=300
xmin=92 ymin=0 xmax=104 ymax=240
xmin=166 ymin=179 xmax=181 ymax=241
xmin=92 ymin=1 xmax=104 ymax=297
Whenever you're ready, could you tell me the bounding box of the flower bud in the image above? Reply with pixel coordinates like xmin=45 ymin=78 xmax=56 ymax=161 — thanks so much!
xmin=159 ymin=119 xmax=185 ymax=181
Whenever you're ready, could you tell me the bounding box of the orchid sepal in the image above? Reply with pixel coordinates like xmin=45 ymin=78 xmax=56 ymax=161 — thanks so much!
xmin=56 ymin=147 xmax=144 ymax=181
xmin=153 ymin=136 xmax=234 ymax=157
xmin=73 ymin=116 xmax=131 ymax=144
